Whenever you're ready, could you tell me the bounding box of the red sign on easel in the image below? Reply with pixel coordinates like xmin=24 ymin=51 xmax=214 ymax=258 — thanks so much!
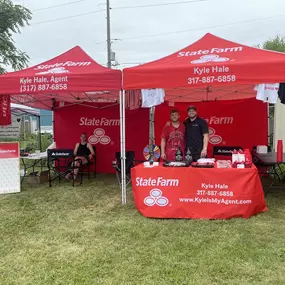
xmin=0 ymin=142 xmax=20 ymax=194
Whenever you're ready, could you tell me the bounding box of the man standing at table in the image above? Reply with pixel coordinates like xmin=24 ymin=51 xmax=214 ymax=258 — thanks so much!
xmin=161 ymin=110 xmax=185 ymax=161
xmin=184 ymin=105 xmax=209 ymax=161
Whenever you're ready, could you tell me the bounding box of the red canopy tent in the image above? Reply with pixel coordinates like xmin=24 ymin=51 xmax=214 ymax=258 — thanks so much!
xmin=0 ymin=47 xmax=130 ymax=200
xmin=119 ymin=33 xmax=285 ymax=204
xmin=123 ymin=33 xmax=285 ymax=101
xmin=0 ymin=46 xmax=122 ymax=109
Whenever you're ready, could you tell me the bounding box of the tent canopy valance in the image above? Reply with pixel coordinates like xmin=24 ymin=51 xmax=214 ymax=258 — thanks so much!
xmin=11 ymin=103 xmax=40 ymax=117
xmin=123 ymin=33 xmax=285 ymax=102
xmin=0 ymin=46 xmax=122 ymax=110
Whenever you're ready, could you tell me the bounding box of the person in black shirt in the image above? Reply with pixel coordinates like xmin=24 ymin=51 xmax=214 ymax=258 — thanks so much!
xmin=66 ymin=133 xmax=95 ymax=180
xmin=184 ymin=106 xmax=209 ymax=161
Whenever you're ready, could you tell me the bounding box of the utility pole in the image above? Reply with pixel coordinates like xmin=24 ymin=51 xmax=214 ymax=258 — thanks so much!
xmin=106 ymin=0 xmax=112 ymax=68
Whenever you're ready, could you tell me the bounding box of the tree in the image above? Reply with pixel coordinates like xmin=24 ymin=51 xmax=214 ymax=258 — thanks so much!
xmin=0 ymin=0 xmax=32 ymax=74
xmin=258 ymin=35 xmax=285 ymax=53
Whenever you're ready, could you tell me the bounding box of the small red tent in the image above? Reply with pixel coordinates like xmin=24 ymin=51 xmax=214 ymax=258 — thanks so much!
xmin=0 ymin=46 xmax=122 ymax=109
xmin=123 ymin=33 xmax=285 ymax=101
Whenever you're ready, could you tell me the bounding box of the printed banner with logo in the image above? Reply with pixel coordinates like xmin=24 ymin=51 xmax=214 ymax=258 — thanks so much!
xmin=132 ymin=164 xmax=267 ymax=219
xmin=0 ymin=95 xmax=11 ymax=126
xmin=0 ymin=142 xmax=20 ymax=194
xmin=154 ymin=98 xmax=268 ymax=155
xmin=0 ymin=46 xmax=121 ymax=95
xmin=54 ymin=104 xmax=149 ymax=173
xmin=0 ymin=46 xmax=121 ymax=110
xmin=123 ymin=33 xmax=285 ymax=91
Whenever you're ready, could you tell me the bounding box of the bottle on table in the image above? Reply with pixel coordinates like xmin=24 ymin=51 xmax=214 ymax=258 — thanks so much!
xmin=185 ymin=148 xmax=193 ymax=163
xmin=175 ymin=147 xmax=183 ymax=161
xmin=244 ymin=149 xmax=252 ymax=168
xmin=232 ymin=149 xmax=238 ymax=168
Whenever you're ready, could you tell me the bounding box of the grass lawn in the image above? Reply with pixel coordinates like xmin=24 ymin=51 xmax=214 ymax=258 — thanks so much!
xmin=1 ymin=176 xmax=285 ymax=285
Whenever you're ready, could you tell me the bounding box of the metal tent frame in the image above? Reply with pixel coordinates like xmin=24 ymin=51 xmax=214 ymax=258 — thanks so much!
xmin=10 ymin=103 xmax=42 ymax=151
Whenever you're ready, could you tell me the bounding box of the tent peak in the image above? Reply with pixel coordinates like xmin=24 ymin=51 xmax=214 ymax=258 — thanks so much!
xmin=123 ymin=32 xmax=285 ymax=90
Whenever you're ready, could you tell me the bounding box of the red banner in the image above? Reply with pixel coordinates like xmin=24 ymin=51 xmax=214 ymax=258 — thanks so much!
xmin=0 ymin=142 xmax=19 ymax=159
xmin=154 ymin=98 xmax=268 ymax=154
xmin=54 ymin=104 xmax=149 ymax=173
xmin=0 ymin=47 xmax=121 ymax=97
xmin=0 ymin=95 xmax=11 ymax=126
xmin=123 ymin=33 xmax=285 ymax=90
xmin=132 ymin=164 xmax=267 ymax=219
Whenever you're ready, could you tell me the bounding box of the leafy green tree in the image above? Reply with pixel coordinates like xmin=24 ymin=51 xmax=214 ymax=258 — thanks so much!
xmin=0 ymin=0 xmax=32 ymax=74
xmin=258 ymin=35 xmax=285 ymax=53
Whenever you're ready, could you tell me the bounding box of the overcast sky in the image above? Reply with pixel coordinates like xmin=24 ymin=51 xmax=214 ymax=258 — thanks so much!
xmin=11 ymin=0 xmax=285 ymax=69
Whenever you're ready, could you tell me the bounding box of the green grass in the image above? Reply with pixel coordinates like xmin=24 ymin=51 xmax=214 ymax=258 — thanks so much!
xmin=1 ymin=176 xmax=285 ymax=285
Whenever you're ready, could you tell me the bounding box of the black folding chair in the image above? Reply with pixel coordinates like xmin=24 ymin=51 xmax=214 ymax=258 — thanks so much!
xmin=81 ymin=146 xmax=97 ymax=179
xmin=47 ymin=149 xmax=82 ymax=187
xmin=113 ymin=151 xmax=139 ymax=186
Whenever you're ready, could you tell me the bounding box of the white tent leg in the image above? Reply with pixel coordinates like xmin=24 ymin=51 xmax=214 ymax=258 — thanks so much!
xmin=152 ymin=107 xmax=155 ymax=144
xmin=120 ymin=90 xmax=127 ymax=204
xmin=122 ymin=90 xmax=126 ymax=204
xmin=149 ymin=107 xmax=155 ymax=143
xmin=52 ymin=110 xmax=55 ymax=144
xmin=149 ymin=108 xmax=152 ymax=142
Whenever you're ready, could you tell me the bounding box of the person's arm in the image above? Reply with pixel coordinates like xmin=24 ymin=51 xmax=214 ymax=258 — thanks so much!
xmin=183 ymin=119 xmax=188 ymax=150
xmin=87 ymin=143 xmax=95 ymax=160
xmin=201 ymin=121 xmax=209 ymax=157
xmin=74 ymin=143 xmax=79 ymax=156
xmin=161 ymin=127 xmax=167 ymax=160
xmin=203 ymin=133 xmax=209 ymax=151
xmin=161 ymin=138 xmax=166 ymax=160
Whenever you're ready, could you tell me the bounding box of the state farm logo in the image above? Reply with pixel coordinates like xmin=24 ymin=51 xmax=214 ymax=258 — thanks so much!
xmin=34 ymin=61 xmax=91 ymax=70
xmin=177 ymin=46 xmax=243 ymax=57
xmin=88 ymin=128 xmax=111 ymax=145
xmin=191 ymin=55 xmax=230 ymax=64
xmin=80 ymin=117 xmax=120 ymax=126
xmin=209 ymin=127 xmax=222 ymax=145
xmin=144 ymin=189 xmax=169 ymax=207
xmin=0 ymin=150 xmax=16 ymax=153
xmin=36 ymin=67 xmax=70 ymax=75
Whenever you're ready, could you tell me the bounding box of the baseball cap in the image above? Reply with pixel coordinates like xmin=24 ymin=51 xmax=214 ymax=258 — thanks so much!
xmin=187 ymin=105 xmax=197 ymax=112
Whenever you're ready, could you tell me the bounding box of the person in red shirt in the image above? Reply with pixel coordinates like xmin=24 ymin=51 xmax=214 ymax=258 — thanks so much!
xmin=161 ymin=109 xmax=185 ymax=161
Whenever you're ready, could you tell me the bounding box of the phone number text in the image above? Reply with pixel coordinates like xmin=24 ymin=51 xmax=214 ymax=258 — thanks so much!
xmin=20 ymin=84 xmax=68 ymax=93
xmin=197 ymin=190 xmax=234 ymax=197
xmin=188 ymin=75 xmax=236 ymax=85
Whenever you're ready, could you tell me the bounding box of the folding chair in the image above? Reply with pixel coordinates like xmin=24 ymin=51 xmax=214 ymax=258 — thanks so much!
xmin=81 ymin=146 xmax=97 ymax=179
xmin=47 ymin=149 xmax=82 ymax=187
xmin=113 ymin=151 xmax=136 ymax=186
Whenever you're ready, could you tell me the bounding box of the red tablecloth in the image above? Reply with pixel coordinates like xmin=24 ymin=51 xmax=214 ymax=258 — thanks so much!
xmin=131 ymin=164 xmax=267 ymax=219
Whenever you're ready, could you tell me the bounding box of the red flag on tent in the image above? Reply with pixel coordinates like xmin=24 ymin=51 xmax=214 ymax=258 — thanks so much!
xmin=0 ymin=95 xmax=11 ymax=126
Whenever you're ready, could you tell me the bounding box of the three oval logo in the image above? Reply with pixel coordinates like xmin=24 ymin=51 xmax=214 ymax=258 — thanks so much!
xmin=209 ymin=127 xmax=223 ymax=145
xmin=191 ymin=54 xmax=230 ymax=64
xmin=144 ymin=189 xmax=169 ymax=207
xmin=88 ymin=128 xmax=111 ymax=145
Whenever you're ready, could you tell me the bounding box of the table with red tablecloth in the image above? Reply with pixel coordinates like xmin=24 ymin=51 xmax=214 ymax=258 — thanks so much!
xmin=131 ymin=164 xmax=267 ymax=219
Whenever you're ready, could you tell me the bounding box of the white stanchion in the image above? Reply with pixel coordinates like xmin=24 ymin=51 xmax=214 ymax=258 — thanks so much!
xmin=119 ymin=90 xmax=127 ymax=204
xmin=122 ymin=90 xmax=127 ymax=204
